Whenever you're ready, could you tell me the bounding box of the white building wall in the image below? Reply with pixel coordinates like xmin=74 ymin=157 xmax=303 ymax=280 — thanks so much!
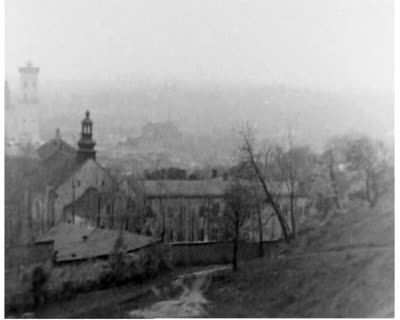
xmin=54 ymin=159 xmax=116 ymax=223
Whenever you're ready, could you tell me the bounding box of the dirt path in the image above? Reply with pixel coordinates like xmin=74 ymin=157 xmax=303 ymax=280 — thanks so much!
xmin=289 ymin=242 xmax=393 ymax=259
xmin=128 ymin=266 xmax=229 ymax=318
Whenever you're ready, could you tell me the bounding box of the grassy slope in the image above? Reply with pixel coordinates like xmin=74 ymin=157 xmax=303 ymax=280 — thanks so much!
xmin=205 ymin=195 xmax=394 ymax=318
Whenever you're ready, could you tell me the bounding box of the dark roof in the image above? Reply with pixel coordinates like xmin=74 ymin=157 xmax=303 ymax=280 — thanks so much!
xmin=82 ymin=110 xmax=93 ymax=125
xmin=141 ymin=179 xmax=296 ymax=198
xmin=35 ymin=223 xmax=94 ymax=245
xmin=35 ymin=223 xmax=158 ymax=262
xmin=37 ymin=138 xmax=77 ymax=162
xmin=42 ymin=152 xmax=83 ymax=188
xmin=143 ymin=180 xmax=228 ymax=198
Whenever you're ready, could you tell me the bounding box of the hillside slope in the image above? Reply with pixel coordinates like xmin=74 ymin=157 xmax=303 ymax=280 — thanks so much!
xmin=205 ymin=195 xmax=394 ymax=317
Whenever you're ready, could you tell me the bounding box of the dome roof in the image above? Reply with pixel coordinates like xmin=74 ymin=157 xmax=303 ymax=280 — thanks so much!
xmin=82 ymin=110 xmax=93 ymax=125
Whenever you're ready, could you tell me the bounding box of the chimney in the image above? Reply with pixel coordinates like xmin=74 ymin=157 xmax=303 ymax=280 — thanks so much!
xmin=55 ymin=128 xmax=61 ymax=140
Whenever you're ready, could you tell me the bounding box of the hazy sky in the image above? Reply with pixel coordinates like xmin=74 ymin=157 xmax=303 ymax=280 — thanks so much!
xmin=6 ymin=0 xmax=393 ymax=93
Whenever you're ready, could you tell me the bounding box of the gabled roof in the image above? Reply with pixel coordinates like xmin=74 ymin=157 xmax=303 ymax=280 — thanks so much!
xmin=35 ymin=223 xmax=158 ymax=263
xmin=39 ymin=151 xmax=114 ymax=190
xmin=42 ymin=152 xmax=83 ymax=188
xmin=37 ymin=138 xmax=77 ymax=162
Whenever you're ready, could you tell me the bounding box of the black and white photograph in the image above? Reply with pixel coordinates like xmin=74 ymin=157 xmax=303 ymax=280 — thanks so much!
xmin=2 ymin=0 xmax=395 ymax=318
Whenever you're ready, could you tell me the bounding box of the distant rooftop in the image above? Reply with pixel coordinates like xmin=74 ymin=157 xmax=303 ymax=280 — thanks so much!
xmin=140 ymin=179 xmax=297 ymax=198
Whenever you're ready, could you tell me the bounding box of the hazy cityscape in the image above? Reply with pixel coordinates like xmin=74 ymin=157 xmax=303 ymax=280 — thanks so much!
xmin=4 ymin=0 xmax=394 ymax=318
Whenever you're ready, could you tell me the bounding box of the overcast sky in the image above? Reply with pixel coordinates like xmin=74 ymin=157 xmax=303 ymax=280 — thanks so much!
xmin=5 ymin=0 xmax=393 ymax=93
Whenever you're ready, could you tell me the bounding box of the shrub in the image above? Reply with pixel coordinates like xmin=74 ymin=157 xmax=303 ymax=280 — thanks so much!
xmin=30 ymin=264 xmax=49 ymax=307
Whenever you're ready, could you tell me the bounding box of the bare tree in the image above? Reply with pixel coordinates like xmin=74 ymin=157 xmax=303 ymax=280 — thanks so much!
xmin=224 ymin=178 xmax=254 ymax=271
xmin=238 ymin=124 xmax=291 ymax=242
xmin=235 ymin=161 xmax=269 ymax=257
xmin=286 ymin=129 xmax=296 ymax=239
xmin=320 ymin=146 xmax=342 ymax=210
xmin=342 ymin=135 xmax=390 ymax=208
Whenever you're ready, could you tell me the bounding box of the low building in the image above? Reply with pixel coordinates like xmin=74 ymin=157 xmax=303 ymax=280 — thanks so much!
xmin=131 ymin=179 xmax=308 ymax=243
xmin=35 ymin=223 xmax=158 ymax=263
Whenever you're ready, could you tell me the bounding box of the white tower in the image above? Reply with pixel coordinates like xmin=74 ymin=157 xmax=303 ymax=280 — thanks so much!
xmin=17 ymin=61 xmax=41 ymax=146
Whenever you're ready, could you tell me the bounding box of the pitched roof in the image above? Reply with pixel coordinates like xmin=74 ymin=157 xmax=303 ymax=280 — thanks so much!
xmin=35 ymin=223 xmax=94 ymax=245
xmin=143 ymin=180 xmax=228 ymax=198
xmin=42 ymin=152 xmax=83 ymax=187
xmin=35 ymin=223 xmax=158 ymax=262
xmin=37 ymin=138 xmax=77 ymax=162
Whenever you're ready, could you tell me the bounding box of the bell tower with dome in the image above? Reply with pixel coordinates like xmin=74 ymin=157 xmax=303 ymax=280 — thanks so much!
xmin=77 ymin=110 xmax=96 ymax=163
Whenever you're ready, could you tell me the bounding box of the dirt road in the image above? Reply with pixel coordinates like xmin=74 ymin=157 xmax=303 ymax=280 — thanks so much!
xmin=128 ymin=266 xmax=229 ymax=318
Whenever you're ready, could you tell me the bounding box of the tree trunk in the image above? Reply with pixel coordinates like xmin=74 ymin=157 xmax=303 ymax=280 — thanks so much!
xmin=232 ymin=219 xmax=239 ymax=271
xmin=97 ymin=195 xmax=101 ymax=227
xmin=328 ymin=150 xmax=341 ymax=210
xmin=289 ymin=191 xmax=296 ymax=239
xmin=160 ymin=198 xmax=165 ymax=242
xmin=125 ymin=199 xmax=130 ymax=231
xmin=257 ymin=205 xmax=264 ymax=257
xmin=110 ymin=195 xmax=115 ymax=229
xmin=365 ymin=170 xmax=374 ymax=208
xmin=245 ymin=140 xmax=290 ymax=242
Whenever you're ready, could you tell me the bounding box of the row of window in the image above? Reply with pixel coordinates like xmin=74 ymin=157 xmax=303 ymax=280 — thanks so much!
xmin=72 ymin=179 xmax=106 ymax=188
xmin=23 ymin=81 xmax=37 ymax=89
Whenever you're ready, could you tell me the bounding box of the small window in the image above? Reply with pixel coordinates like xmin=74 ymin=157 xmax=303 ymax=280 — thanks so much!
xmin=101 ymin=180 xmax=105 ymax=186
xmin=199 ymin=229 xmax=205 ymax=241
xmin=76 ymin=180 xmax=81 ymax=187
xmin=212 ymin=203 xmax=220 ymax=217
xmin=199 ymin=205 xmax=205 ymax=217
xmin=24 ymin=81 xmax=28 ymax=88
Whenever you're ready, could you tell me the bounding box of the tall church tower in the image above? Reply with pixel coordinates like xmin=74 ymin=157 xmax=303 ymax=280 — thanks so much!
xmin=19 ymin=61 xmax=40 ymax=103
xmin=17 ymin=61 xmax=41 ymax=146
xmin=77 ymin=111 xmax=96 ymax=163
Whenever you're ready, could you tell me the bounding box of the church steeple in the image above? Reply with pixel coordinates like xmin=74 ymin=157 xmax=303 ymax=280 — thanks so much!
xmin=77 ymin=110 xmax=96 ymax=163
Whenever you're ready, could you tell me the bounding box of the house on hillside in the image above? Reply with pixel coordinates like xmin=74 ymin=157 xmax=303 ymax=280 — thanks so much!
xmin=130 ymin=179 xmax=308 ymax=243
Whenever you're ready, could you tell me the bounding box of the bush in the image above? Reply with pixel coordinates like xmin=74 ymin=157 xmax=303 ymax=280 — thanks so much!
xmin=6 ymin=244 xmax=174 ymax=314
xmin=98 ymin=244 xmax=172 ymax=288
